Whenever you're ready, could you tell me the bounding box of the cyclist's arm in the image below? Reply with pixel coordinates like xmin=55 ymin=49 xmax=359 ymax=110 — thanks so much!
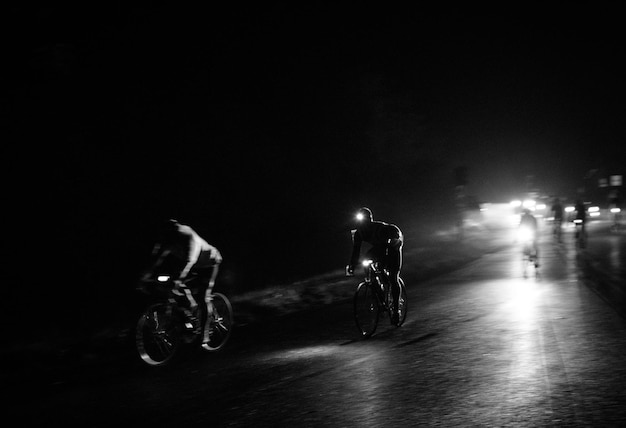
xmin=142 ymin=246 xmax=170 ymax=280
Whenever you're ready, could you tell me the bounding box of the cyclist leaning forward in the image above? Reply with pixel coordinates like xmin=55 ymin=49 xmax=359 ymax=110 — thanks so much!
xmin=142 ymin=219 xmax=222 ymax=339
xmin=347 ymin=207 xmax=404 ymax=325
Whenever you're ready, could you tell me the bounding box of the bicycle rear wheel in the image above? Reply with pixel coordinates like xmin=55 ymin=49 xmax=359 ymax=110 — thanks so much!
xmin=354 ymin=282 xmax=380 ymax=338
xmin=201 ymin=293 xmax=233 ymax=351
xmin=136 ymin=303 xmax=183 ymax=366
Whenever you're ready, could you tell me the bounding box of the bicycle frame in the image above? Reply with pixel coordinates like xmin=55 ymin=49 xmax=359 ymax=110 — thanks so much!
xmin=362 ymin=260 xmax=392 ymax=311
xmin=573 ymin=219 xmax=586 ymax=248
xmin=352 ymin=259 xmax=407 ymax=338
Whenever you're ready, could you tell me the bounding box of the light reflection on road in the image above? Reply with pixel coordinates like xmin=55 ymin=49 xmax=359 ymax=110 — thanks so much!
xmin=502 ymin=279 xmax=541 ymax=326
xmin=16 ymin=224 xmax=626 ymax=427
xmin=608 ymin=235 xmax=622 ymax=271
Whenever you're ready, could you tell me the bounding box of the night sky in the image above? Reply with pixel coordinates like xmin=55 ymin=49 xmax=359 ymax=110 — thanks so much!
xmin=7 ymin=5 xmax=625 ymax=324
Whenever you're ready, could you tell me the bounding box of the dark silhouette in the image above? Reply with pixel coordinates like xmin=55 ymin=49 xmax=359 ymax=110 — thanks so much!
xmin=347 ymin=207 xmax=404 ymax=325
xmin=142 ymin=219 xmax=222 ymax=336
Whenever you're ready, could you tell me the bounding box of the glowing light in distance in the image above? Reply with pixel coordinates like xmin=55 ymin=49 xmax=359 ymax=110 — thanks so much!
xmin=157 ymin=275 xmax=170 ymax=282
xmin=523 ymin=199 xmax=536 ymax=210
xmin=588 ymin=206 xmax=599 ymax=213
xmin=536 ymin=203 xmax=546 ymax=210
xmin=589 ymin=212 xmax=600 ymax=217
xmin=565 ymin=206 xmax=575 ymax=213
xmin=362 ymin=259 xmax=373 ymax=267
xmin=510 ymin=200 xmax=522 ymax=208
xmin=610 ymin=207 xmax=621 ymax=213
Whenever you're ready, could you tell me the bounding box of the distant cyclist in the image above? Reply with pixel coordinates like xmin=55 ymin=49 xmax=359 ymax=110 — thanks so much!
xmin=346 ymin=207 xmax=404 ymax=325
xmin=142 ymin=219 xmax=222 ymax=336
xmin=551 ymin=197 xmax=564 ymax=241
xmin=574 ymin=199 xmax=587 ymax=245
xmin=519 ymin=208 xmax=539 ymax=267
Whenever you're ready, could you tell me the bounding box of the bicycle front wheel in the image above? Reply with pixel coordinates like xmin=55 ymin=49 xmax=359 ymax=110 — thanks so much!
xmin=354 ymin=282 xmax=380 ymax=338
xmin=136 ymin=303 xmax=183 ymax=366
xmin=201 ymin=293 xmax=233 ymax=351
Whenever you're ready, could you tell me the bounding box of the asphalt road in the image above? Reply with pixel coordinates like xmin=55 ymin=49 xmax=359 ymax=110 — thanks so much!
xmin=8 ymin=225 xmax=626 ymax=427
xmin=577 ymin=220 xmax=626 ymax=318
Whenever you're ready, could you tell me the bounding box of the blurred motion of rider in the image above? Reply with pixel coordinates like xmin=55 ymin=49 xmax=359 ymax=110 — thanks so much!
xmin=346 ymin=207 xmax=404 ymax=325
xmin=574 ymin=199 xmax=587 ymax=240
xmin=551 ymin=197 xmax=564 ymax=241
xmin=519 ymin=208 xmax=539 ymax=267
xmin=142 ymin=219 xmax=222 ymax=334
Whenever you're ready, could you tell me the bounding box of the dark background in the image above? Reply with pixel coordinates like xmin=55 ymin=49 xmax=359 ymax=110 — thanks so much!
xmin=7 ymin=5 xmax=625 ymax=335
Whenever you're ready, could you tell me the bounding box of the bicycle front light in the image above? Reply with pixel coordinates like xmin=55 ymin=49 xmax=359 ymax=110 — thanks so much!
xmin=362 ymin=259 xmax=373 ymax=267
xmin=517 ymin=227 xmax=533 ymax=242
xmin=157 ymin=275 xmax=170 ymax=282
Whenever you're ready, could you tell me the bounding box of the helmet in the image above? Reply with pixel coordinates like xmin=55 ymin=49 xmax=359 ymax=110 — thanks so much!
xmin=356 ymin=207 xmax=373 ymax=222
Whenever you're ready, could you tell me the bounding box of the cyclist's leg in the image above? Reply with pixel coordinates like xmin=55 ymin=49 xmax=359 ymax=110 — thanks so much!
xmin=197 ymin=264 xmax=220 ymax=343
xmin=179 ymin=285 xmax=198 ymax=309
xmin=387 ymin=243 xmax=403 ymax=320
xmin=554 ymin=219 xmax=561 ymax=240
xmin=172 ymin=281 xmax=199 ymax=326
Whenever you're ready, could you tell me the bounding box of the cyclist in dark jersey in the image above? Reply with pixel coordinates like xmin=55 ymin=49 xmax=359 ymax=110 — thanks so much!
xmin=347 ymin=207 xmax=404 ymax=325
xmin=574 ymin=199 xmax=587 ymax=245
xmin=142 ymin=219 xmax=222 ymax=337
xmin=551 ymin=197 xmax=564 ymax=241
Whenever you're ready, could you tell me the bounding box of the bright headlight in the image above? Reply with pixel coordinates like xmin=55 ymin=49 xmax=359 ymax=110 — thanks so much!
xmin=517 ymin=227 xmax=533 ymax=242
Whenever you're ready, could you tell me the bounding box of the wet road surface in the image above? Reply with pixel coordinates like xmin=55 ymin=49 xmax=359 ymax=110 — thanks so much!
xmin=9 ymin=227 xmax=626 ymax=426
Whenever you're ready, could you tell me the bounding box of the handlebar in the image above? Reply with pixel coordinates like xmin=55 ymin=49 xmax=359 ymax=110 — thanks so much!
xmin=345 ymin=260 xmax=384 ymax=278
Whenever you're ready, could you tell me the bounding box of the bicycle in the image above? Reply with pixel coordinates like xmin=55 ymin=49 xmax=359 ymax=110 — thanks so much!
xmin=610 ymin=207 xmax=621 ymax=232
xmin=552 ymin=218 xmax=563 ymax=243
xmin=135 ymin=274 xmax=233 ymax=366
xmin=349 ymin=259 xmax=407 ymax=338
xmin=518 ymin=226 xmax=538 ymax=276
xmin=573 ymin=219 xmax=586 ymax=249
